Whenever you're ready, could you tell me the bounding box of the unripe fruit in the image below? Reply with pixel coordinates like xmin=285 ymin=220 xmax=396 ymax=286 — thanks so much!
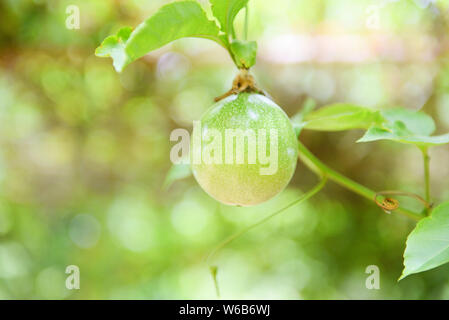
xmin=191 ymin=92 xmax=298 ymax=206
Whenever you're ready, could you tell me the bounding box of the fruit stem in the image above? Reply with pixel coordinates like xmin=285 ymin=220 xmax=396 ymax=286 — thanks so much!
xmin=214 ymin=70 xmax=264 ymax=102
xmin=297 ymin=140 xmax=424 ymax=221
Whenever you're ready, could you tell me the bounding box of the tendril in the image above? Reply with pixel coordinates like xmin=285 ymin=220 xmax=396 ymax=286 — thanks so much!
xmin=374 ymin=190 xmax=432 ymax=214
xmin=206 ymin=176 xmax=327 ymax=297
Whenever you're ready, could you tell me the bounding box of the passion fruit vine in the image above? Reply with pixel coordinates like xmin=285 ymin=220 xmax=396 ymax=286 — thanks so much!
xmin=96 ymin=0 xmax=446 ymax=290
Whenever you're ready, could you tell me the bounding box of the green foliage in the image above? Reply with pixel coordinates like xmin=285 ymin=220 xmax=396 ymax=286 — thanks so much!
xmin=358 ymin=108 xmax=449 ymax=147
xmin=96 ymin=1 xmax=223 ymax=72
xmin=294 ymin=103 xmax=449 ymax=279
xmin=210 ymin=0 xmax=249 ymax=37
xmin=300 ymin=103 xmax=384 ymax=131
xmin=295 ymin=104 xmax=449 ymax=148
xmin=230 ymin=40 xmax=257 ymax=69
xmin=358 ymin=126 xmax=449 ymax=147
xmin=382 ymin=108 xmax=435 ymax=136
xmin=400 ymin=202 xmax=449 ymax=280
xmin=95 ymin=27 xmax=133 ymax=73
xmin=96 ymin=0 xmax=257 ymax=71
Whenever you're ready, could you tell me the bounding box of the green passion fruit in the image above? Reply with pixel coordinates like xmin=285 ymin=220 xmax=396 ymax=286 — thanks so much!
xmin=191 ymin=92 xmax=298 ymax=206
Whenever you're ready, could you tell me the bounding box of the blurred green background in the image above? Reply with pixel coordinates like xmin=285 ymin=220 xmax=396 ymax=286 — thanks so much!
xmin=1 ymin=0 xmax=449 ymax=299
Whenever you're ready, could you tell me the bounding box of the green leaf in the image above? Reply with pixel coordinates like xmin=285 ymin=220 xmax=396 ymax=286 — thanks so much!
xmin=358 ymin=126 xmax=449 ymax=147
xmin=163 ymin=163 xmax=192 ymax=190
xmin=230 ymin=40 xmax=257 ymax=68
xmin=357 ymin=108 xmax=449 ymax=147
xmin=400 ymin=202 xmax=449 ymax=280
xmin=382 ymin=108 xmax=435 ymax=136
xmin=302 ymin=103 xmax=384 ymax=131
xmin=210 ymin=0 xmax=249 ymax=37
xmin=95 ymin=27 xmax=133 ymax=72
xmin=95 ymin=1 xmax=223 ymax=72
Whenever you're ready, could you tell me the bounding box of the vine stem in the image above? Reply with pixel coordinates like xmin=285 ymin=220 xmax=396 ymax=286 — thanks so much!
xmin=420 ymin=147 xmax=431 ymax=211
xmin=206 ymin=176 xmax=328 ymax=297
xmin=297 ymin=140 xmax=423 ymax=221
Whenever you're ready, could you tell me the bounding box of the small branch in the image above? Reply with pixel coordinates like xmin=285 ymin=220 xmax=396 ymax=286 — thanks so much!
xmin=297 ymin=140 xmax=424 ymax=221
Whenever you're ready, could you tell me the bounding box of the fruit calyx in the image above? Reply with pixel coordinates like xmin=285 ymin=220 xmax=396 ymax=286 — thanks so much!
xmin=214 ymin=69 xmax=265 ymax=102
